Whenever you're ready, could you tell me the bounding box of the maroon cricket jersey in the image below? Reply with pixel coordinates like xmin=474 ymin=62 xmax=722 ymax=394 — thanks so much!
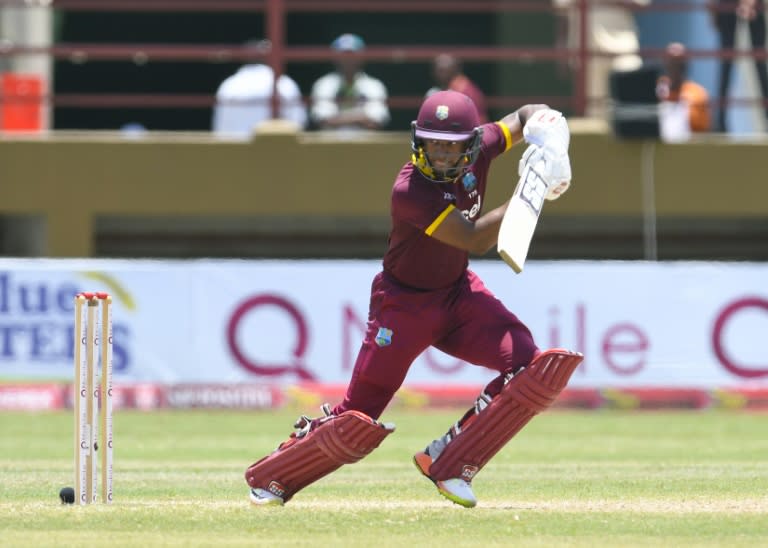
xmin=383 ymin=121 xmax=513 ymax=290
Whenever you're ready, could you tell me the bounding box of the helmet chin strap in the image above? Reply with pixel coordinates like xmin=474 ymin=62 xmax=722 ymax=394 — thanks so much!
xmin=413 ymin=147 xmax=465 ymax=183
xmin=434 ymin=167 xmax=459 ymax=182
xmin=432 ymin=161 xmax=465 ymax=183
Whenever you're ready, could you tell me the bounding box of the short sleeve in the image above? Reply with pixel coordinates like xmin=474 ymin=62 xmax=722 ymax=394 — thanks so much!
xmin=481 ymin=121 xmax=513 ymax=162
xmin=360 ymin=77 xmax=391 ymax=126
xmin=310 ymin=74 xmax=340 ymax=123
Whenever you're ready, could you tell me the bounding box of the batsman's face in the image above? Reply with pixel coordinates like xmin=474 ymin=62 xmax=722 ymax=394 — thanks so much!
xmin=424 ymin=139 xmax=466 ymax=170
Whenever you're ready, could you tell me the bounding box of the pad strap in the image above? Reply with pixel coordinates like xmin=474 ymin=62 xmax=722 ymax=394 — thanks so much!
xmin=428 ymin=349 xmax=583 ymax=482
xmin=245 ymin=410 xmax=395 ymax=502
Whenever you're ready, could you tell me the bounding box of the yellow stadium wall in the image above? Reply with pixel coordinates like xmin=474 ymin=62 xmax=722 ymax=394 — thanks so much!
xmin=1 ymin=123 xmax=766 ymax=257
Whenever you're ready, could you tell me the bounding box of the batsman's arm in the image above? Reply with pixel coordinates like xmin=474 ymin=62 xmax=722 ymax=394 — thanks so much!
xmin=498 ymin=104 xmax=550 ymax=145
xmin=428 ymin=201 xmax=511 ymax=255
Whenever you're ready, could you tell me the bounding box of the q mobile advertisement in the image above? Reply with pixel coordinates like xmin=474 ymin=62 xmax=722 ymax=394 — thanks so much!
xmin=0 ymin=259 xmax=766 ymax=410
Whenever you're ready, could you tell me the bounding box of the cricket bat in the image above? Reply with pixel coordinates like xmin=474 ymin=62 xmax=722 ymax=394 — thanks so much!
xmin=497 ymin=159 xmax=548 ymax=273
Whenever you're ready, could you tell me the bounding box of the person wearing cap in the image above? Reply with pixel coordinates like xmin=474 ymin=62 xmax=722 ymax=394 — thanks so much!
xmin=246 ymin=91 xmax=580 ymax=510
xmin=656 ymin=42 xmax=711 ymax=141
xmin=309 ymin=33 xmax=390 ymax=131
xmin=212 ymin=39 xmax=307 ymax=137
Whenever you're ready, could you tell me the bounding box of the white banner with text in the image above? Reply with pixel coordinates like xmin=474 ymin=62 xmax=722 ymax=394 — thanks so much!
xmin=0 ymin=259 xmax=766 ymax=389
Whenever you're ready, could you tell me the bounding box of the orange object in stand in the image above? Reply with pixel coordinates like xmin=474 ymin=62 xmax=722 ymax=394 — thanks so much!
xmin=0 ymin=73 xmax=44 ymax=131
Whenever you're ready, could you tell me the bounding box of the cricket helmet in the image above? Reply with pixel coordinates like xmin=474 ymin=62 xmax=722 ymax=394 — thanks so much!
xmin=411 ymin=90 xmax=483 ymax=182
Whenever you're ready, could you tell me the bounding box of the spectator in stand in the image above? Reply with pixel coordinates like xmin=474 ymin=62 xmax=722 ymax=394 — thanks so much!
xmin=656 ymin=42 xmax=712 ymax=141
xmin=309 ymin=33 xmax=390 ymax=132
xmin=710 ymin=0 xmax=768 ymax=131
xmin=212 ymin=39 xmax=307 ymax=138
xmin=554 ymin=0 xmax=651 ymax=118
xmin=426 ymin=53 xmax=489 ymax=124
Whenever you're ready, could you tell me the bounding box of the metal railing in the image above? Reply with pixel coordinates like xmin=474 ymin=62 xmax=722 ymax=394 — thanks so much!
xmin=0 ymin=0 xmax=765 ymax=126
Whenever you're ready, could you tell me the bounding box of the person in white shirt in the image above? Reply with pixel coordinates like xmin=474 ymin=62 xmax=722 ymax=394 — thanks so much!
xmin=553 ymin=0 xmax=651 ymax=118
xmin=310 ymin=33 xmax=390 ymax=131
xmin=212 ymin=41 xmax=307 ymax=138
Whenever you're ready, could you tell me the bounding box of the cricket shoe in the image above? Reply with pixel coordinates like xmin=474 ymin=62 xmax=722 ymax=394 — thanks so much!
xmin=413 ymin=450 xmax=477 ymax=508
xmin=249 ymin=487 xmax=284 ymax=507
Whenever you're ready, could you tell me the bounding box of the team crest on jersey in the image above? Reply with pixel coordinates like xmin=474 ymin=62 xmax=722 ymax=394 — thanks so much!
xmin=375 ymin=327 xmax=393 ymax=347
xmin=462 ymin=172 xmax=477 ymax=192
xmin=435 ymin=105 xmax=449 ymax=120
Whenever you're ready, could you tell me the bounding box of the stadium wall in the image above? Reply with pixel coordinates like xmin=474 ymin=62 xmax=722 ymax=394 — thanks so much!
xmin=1 ymin=123 xmax=767 ymax=260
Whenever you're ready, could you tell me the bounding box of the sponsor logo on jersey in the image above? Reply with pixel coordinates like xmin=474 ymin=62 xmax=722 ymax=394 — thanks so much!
xmin=462 ymin=172 xmax=477 ymax=192
xmin=375 ymin=327 xmax=393 ymax=347
xmin=443 ymin=192 xmax=456 ymax=202
xmin=461 ymin=195 xmax=482 ymax=220
xmin=436 ymin=105 xmax=449 ymax=120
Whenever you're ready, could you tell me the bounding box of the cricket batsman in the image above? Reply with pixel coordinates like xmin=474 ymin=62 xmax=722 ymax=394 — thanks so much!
xmin=245 ymin=90 xmax=582 ymax=507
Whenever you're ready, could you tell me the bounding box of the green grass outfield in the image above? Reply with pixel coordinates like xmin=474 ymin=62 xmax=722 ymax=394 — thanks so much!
xmin=1 ymin=409 xmax=767 ymax=547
